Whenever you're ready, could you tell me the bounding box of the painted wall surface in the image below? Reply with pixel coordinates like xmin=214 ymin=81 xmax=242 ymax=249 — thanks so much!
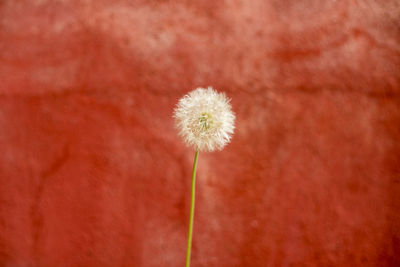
xmin=0 ymin=0 xmax=399 ymax=266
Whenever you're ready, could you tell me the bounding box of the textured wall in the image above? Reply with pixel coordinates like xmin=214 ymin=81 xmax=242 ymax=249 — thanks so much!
xmin=0 ymin=0 xmax=399 ymax=266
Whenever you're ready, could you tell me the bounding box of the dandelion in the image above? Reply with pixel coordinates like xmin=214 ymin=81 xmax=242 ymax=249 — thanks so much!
xmin=174 ymin=87 xmax=235 ymax=267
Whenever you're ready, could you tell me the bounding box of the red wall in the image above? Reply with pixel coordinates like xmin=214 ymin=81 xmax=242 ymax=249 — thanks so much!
xmin=0 ymin=0 xmax=399 ymax=266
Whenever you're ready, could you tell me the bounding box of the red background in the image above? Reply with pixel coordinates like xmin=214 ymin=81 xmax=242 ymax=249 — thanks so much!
xmin=0 ymin=0 xmax=400 ymax=266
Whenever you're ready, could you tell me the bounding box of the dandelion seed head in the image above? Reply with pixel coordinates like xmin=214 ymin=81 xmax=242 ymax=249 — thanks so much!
xmin=174 ymin=87 xmax=235 ymax=152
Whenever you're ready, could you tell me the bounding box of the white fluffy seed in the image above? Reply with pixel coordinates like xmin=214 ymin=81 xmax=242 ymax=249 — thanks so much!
xmin=174 ymin=87 xmax=235 ymax=152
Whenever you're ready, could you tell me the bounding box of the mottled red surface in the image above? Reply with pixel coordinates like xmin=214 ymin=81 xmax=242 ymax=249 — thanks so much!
xmin=0 ymin=0 xmax=400 ymax=266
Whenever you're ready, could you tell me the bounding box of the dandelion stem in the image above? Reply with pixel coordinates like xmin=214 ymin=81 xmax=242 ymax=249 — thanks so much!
xmin=185 ymin=150 xmax=199 ymax=267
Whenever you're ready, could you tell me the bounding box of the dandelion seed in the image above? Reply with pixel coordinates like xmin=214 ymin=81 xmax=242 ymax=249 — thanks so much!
xmin=174 ymin=87 xmax=235 ymax=152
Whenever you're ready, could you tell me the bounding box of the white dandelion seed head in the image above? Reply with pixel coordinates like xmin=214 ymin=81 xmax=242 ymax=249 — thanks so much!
xmin=174 ymin=87 xmax=235 ymax=152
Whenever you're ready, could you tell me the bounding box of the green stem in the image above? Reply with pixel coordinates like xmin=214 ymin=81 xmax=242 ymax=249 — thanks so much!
xmin=185 ymin=150 xmax=199 ymax=267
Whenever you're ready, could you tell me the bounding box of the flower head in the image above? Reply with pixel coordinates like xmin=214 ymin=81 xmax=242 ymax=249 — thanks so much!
xmin=174 ymin=87 xmax=235 ymax=152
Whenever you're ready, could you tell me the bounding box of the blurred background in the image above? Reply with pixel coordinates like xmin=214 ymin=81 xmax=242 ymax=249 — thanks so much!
xmin=0 ymin=0 xmax=399 ymax=266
